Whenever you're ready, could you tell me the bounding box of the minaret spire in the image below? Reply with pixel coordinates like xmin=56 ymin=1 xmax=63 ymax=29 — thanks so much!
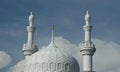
xmin=29 ymin=11 xmax=34 ymax=26
xmin=51 ymin=24 xmax=55 ymax=44
xmin=80 ymin=11 xmax=96 ymax=72
xmin=27 ymin=11 xmax=34 ymax=44
xmin=84 ymin=11 xmax=92 ymax=41
xmin=85 ymin=11 xmax=91 ymax=26
xmin=22 ymin=11 xmax=38 ymax=59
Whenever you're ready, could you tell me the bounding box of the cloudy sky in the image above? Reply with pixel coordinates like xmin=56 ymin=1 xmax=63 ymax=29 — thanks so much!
xmin=0 ymin=0 xmax=120 ymax=72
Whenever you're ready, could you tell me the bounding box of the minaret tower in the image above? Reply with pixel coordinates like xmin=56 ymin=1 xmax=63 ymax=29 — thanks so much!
xmin=22 ymin=11 xmax=38 ymax=59
xmin=80 ymin=11 xmax=96 ymax=72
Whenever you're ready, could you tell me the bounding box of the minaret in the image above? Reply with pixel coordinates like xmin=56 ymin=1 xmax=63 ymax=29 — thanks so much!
xmin=80 ymin=11 xmax=96 ymax=72
xmin=22 ymin=11 xmax=38 ymax=59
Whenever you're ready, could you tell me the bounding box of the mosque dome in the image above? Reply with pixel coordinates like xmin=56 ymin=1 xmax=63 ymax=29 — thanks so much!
xmin=24 ymin=38 xmax=80 ymax=72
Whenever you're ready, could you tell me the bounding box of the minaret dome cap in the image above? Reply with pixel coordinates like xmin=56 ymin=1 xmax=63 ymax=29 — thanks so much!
xmin=85 ymin=11 xmax=91 ymax=22
xmin=29 ymin=11 xmax=34 ymax=22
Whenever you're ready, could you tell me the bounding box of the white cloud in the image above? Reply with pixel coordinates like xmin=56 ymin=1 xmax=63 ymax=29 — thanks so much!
xmin=92 ymin=38 xmax=120 ymax=72
xmin=7 ymin=60 xmax=24 ymax=72
xmin=9 ymin=37 xmax=120 ymax=72
xmin=0 ymin=51 xmax=12 ymax=69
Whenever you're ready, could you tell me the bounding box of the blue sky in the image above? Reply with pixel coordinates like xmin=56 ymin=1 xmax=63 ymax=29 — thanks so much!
xmin=0 ymin=0 xmax=120 ymax=72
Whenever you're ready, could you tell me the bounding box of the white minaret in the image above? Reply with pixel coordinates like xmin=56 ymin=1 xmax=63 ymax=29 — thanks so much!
xmin=80 ymin=11 xmax=96 ymax=72
xmin=22 ymin=11 xmax=38 ymax=59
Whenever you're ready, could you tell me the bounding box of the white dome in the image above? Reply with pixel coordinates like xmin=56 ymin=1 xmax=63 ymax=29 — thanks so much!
xmin=24 ymin=41 xmax=80 ymax=72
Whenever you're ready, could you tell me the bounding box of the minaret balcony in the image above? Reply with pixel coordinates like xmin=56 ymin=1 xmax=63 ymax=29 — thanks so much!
xmin=83 ymin=25 xmax=92 ymax=32
xmin=22 ymin=43 xmax=38 ymax=55
xmin=27 ymin=26 xmax=36 ymax=32
xmin=80 ymin=41 xmax=96 ymax=56
xmin=80 ymin=41 xmax=95 ymax=48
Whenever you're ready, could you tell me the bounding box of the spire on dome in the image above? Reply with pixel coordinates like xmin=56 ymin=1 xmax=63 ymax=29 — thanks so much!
xmin=51 ymin=24 xmax=55 ymax=44
xmin=85 ymin=10 xmax=91 ymax=26
xmin=49 ymin=24 xmax=58 ymax=48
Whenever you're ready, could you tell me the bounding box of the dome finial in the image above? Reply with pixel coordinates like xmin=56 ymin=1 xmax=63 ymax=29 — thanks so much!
xmin=85 ymin=10 xmax=91 ymax=26
xmin=29 ymin=11 xmax=34 ymax=26
xmin=51 ymin=24 xmax=55 ymax=44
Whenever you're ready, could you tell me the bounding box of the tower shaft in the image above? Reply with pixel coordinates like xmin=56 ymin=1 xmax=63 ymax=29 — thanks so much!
xmin=27 ymin=26 xmax=35 ymax=44
xmin=84 ymin=25 xmax=92 ymax=41
xmin=83 ymin=55 xmax=92 ymax=71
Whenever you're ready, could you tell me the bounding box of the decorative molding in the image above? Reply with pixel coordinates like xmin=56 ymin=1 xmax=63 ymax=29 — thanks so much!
xmin=27 ymin=26 xmax=36 ymax=32
xmin=80 ymin=41 xmax=95 ymax=48
xmin=83 ymin=25 xmax=92 ymax=32
xmin=80 ymin=48 xmax=96 ymax=56
xmin=80 ymin=41 xmax=96 ymax=56
xmin=25 ymin=62 xmax=78 ymax=72
xmin=22 ymin=43 xmax=38 ymax=56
